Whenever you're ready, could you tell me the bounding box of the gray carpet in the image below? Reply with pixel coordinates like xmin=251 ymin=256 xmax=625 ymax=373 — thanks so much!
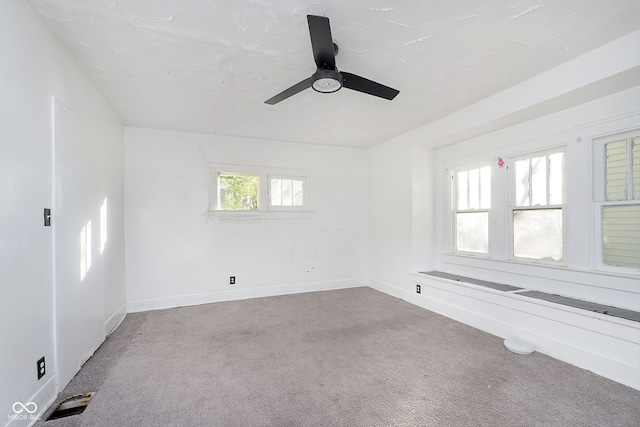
xmin=37 ymin=287 xmax=640 ymax=426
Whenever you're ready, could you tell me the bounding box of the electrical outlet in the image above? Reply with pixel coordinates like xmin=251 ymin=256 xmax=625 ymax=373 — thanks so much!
xmin=416 ymin=284 xmax=421 ymax=294
xmin=230 ymin=276 xmax=235 ymax=285
xmin=37 ymin=356 xmax=45 ymax=380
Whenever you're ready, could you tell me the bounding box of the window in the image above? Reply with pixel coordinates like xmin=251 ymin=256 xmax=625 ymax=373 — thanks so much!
xmin=509 ymin=149 xmax=565 ymax=262
xmin=269 ymin=176 xmax=305 ymax=208
xmin=209 ymin=164 xmax=313 ymax=216
xmin=594 ymin=130 xmax=640 ymax=271
xmin=452 ymin=165 xmax=491 ymax=254
xmin=218 ymin=173 xmax=259 ymax=211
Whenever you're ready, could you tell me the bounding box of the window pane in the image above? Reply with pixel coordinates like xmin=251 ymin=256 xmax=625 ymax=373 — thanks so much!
xmin=468 ymin=168 xmax=480 ymax=209
xmin=457 ymin=171 xmax=468 ymax=210
xmin=281 ymin=179 xmax=293 ymax=206
xmin=531 ymin=156 xmax=547 ymax=206
xmin=513 ymin=208 xmax=562 ymax=261
xmin=456 ymin=211 xmax=488 ymax=254
xmin=271 ymin=177 xmax=305 ymax=208
xmin=605 ymin=140 xmax=628 ymax=201
xmin=633 ymin=137 xmax=640 ymax=200
xmin=603 ymin=205 xmax=640 ymax=269
xmin=219 ymin=175 xmax=259 ymax=210
xmin=515 ymin=159 xmax=530 ymax=207
xmin=480 ymin=166 xmax=491 ymax=209
xmin=292 ymin=179 xmax=304 ymax=206
xmin=270 ymin=178 xmax=282 ymax=206
xmin=549 ymin=152 xmax=564 ymax=205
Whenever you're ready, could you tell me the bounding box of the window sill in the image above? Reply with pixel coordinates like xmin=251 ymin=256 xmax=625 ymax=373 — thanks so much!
xmin=443 ymin=251 xmax=568 ymax=269
xmin=207 ymin=210 xmax=315 ymax=220
xmin=452 ymin=251 xmax=491 ymax=259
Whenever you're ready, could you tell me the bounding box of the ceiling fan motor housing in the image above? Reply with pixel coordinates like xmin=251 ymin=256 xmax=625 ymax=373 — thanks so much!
xmin=312 ymin=68 xmax=343 ymax=93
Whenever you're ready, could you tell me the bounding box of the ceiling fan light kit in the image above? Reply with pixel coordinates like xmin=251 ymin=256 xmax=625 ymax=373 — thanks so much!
xmin=265 ymin=15 xmax=399 ymax=105
xmin=312 ymin=69 xmax=343 ymax=93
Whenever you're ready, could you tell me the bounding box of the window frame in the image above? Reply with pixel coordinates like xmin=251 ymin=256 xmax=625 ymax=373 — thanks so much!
xmin=451 ymin=163 xmax=492 ymax=257
xmin=592 ymin=129 xmax=640 ymax=274
xmin=507 ymin=147 xmax=566 ymax=265
xmin=208 ymin=163 xmax=314 ymax=219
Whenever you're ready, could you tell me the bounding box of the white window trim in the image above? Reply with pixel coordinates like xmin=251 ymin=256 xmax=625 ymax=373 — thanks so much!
xmin=592 ymin=129 xmax=640 ymax=274
xmin=507 ymin=147 xmax=566 ymax=265
xmin=208 ymin=163 xmax=314 ymax=219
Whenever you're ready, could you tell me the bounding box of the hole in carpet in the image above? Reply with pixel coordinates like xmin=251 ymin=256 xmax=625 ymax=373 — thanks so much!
xmin=47 ymin=393 xmax=94 ymax=420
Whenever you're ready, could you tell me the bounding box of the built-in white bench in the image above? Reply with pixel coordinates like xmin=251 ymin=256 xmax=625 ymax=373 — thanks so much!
xmin=398 ymin=271 xmax=640 ymax=390
xmin=420 ymin=271 xmax=640 ymax=323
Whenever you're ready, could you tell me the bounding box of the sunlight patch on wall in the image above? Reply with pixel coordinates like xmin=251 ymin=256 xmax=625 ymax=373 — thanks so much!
xmin=80 ymin=219 xmax=92 ymax=281
xmin=100 ymin=198 xmax=108 ymax=254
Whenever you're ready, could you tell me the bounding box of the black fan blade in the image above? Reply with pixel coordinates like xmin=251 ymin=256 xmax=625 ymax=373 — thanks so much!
xmin=264 ymin=78 xmax=311 ymax=105
xmin=341 ymin=72 xmax=399 ymax=100
xmin=307 ymin=15 xmax=335 ymax=69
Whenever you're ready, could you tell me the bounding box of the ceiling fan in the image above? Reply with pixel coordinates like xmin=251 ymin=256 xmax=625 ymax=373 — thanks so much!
xmin=265 ymin=15 xmax=400 ymax=105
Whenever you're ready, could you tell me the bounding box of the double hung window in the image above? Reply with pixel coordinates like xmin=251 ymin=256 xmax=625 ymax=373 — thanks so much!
xmin=509 ymin=150 xmax=565 ymax=262
xmin=452 ymin=165 xmax=491 ymax=254
xmin=594 ymin=130 xmax=640 ymax=270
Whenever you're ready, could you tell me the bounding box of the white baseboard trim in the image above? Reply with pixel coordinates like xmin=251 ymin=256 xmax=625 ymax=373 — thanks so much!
xmin=127 ymin=278 xmax=366 ymax=313
xmin=368 ymin=277 xmax=640 ymax=391
xmin=3 ymin=375 xmax=56 ymax=427
xmin=104 ymin=301 xmax=127 ymax=337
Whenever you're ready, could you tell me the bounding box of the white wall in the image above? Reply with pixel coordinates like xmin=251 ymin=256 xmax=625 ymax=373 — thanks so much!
xmin=0 ymin=2 xmax=125 ymax=425
xmin=368 ymin=141 xmax=435 ymax=291
xmin=368 ymin=32 xmax=640 ymax=389
xmin=125 ymin=128 xmax=368 ymax=311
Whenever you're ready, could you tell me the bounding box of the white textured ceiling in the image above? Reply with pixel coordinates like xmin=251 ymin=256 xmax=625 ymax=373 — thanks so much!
xmin=26 ymin=0 xmax=640 ymax=148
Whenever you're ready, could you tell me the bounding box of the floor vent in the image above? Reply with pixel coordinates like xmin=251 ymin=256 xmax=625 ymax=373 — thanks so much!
xmin=47 ymin=393 xmax=94 ymax=420
xmin=419 ymin=271 xmax=522 ymax=292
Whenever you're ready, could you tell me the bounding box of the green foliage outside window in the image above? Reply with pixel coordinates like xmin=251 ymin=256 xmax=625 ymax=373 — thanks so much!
xmin=219 ymin=174 xmax=259 ymax=210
